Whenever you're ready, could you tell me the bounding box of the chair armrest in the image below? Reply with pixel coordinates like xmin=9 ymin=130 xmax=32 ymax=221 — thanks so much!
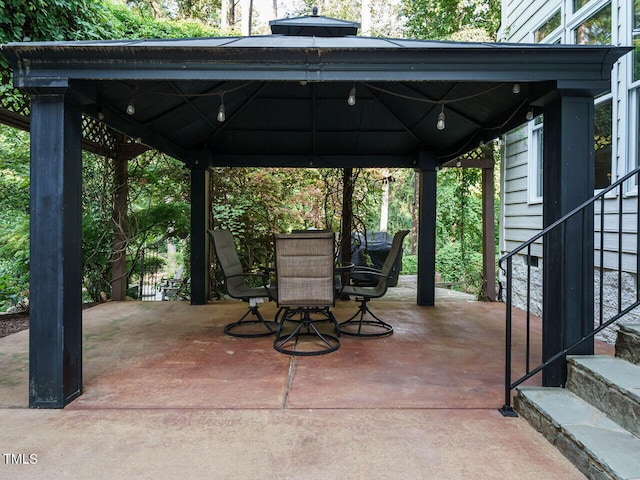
xmin=225 ymin=273 xmax=275 ymax=300
xmin=346 ymin=267 xmax=390 ymax=278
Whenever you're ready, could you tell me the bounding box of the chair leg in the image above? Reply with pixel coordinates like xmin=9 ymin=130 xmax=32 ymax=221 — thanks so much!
xmin=274 ymin=307 xmax=340 ymax=356
xmin=339 ymin=297 xmax=393 ymax=337
xmin=223 ymin=305 xmax=277 ymax=338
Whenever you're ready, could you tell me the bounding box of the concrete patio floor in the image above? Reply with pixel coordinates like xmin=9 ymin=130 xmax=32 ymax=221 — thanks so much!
xmin=0 ymin=282 xmax=613 ymax=479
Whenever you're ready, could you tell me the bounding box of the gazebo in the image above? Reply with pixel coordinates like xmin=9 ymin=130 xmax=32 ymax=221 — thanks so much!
xmin=0 ymin=13 xmax=630 ymax=407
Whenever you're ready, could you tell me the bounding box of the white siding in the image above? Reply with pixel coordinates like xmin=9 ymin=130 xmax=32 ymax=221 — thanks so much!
xmin=500 ymin=126 xmax=543 ymax=258
xmin=499 ymin=0 xmax=562 ymax=42
xmin=500 ymin=0 xmax=639 ymax=274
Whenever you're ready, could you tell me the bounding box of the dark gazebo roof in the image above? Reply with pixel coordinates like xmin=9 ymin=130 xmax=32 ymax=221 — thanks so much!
xmin=1 ymin=14 xmax=630 ymax=168
xmin=269 ymin=8 xmax=359 ymax=36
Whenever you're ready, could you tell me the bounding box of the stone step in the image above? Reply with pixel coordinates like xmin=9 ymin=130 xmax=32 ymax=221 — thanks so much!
xmin=515 ymin=387 xmax=640 ymax=480
xmin=616 ymin=322 xmax=640 ymax=366
xmin=567 ymin=355 xmax=640 ymax=438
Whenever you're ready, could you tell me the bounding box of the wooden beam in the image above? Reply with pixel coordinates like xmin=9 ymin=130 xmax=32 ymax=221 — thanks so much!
xmin=190 ymin=158 xmax=211 ymax=305
xmin=111 ymin=140 xmax=129 ymax=301
xmin=417 ymin=152 xmax=438 ymax=306
xmin=481 ymin=154 xmax=496 ymax=302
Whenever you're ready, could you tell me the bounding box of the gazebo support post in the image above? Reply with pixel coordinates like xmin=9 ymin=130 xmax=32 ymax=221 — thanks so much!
xmin=111 ymin=141 xmax=129 ymax=301
xmin=29 ymin=91 xmax=83 ymax=408
xmin=542 ymin=92 xmax=595 ymax=386
xmin=416 ymin=152 xmax=438 ymax=306
xmin=190 ymin=158 xmax=211 ymax=305
xmin=481 ymin=149 xmax=496 ymax=302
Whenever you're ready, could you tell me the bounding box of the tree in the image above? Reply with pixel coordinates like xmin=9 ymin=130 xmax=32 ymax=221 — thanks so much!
xmin=125 ymin=0 xmax=222 ymax=26
xmin=0 ymin=124 xmax=30 ymax=309
xmin=0 ymin=0 xmax=218 ymax=304
xmin=403 ymin=0 xmax=501 ymax=41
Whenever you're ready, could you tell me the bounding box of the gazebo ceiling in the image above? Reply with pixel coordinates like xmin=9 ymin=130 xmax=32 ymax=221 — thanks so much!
xmin=1 ymin=14 xmax=630 ymax=168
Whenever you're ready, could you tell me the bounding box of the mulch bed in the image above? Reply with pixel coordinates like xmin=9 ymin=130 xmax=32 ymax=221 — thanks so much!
xmin=0 ymin=303 xmax=99 ymax=339
xmin=0 ymin=311 xmax=29 ymax=338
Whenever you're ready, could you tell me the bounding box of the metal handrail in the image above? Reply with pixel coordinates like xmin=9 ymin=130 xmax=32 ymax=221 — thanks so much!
xmin=499 ymin=166 xmax=640 ymax=417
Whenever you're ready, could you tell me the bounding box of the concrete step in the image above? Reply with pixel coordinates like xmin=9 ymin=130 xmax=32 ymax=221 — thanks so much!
xmin=515 ymin=387 xmax=640 ymax=480
xmin=616 ymin=322 xmax=640 ymax=366
xmin=567 ymin=355 xmax=640 ymax=438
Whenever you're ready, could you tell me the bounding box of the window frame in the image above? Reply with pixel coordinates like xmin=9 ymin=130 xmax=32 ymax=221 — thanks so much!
xmin=528 ymin=116 xmax=544 ymax=204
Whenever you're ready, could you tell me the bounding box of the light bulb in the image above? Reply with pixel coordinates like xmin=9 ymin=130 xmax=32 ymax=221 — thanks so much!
xmin=126 ymin=104 xmax=135 ymax=115
xmin=347 ymin=87 xmax=356 ymax=106
xmin=456 ymin=160 xmax=462 ymax=167
xmin=526 ymin=109 xmax=534 ymax=121
xmin=436 ymin=111 xmax=446 ymax=130
xmin=97 ymin=112 xmax=105 ymax=121
xmin=217 ymin=102 xmax=226 ymax=122
xmin=512 ymin=83 xmax=521 ymax=94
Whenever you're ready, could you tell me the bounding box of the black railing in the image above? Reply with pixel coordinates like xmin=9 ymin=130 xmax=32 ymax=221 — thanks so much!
xmin=499 ymin=166 xmax=640 ymax=417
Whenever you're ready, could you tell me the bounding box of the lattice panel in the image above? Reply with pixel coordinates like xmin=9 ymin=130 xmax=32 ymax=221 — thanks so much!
xmin=81 ymin=115 xmax=118 ymax=157
xmin=0 ymin=69 xmax=30 ymax=116
xmin=0 ymin=68 xmax=135 ymax=159
xmin=458 ymin=146 xmax=485 ymax=162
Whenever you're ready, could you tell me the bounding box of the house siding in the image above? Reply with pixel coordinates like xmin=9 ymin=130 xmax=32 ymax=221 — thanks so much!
xmin=499 ymin=0 xmax=640 ymax=337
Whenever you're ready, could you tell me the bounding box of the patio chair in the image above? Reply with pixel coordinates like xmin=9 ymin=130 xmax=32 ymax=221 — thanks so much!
xmin=339 ymin=229 xmax=410 ymax=337
xmin=273 ymin=231 xmax=340 ymax=355
xmin=209 ymin=229 xmax=277 ymax=337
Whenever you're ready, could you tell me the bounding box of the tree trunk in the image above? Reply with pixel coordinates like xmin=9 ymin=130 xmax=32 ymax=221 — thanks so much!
xmin=379 ymin=171 xmax=390 ymax=232
xmin=241 ymin=0 xmax=253 ymax=36
xmin=361 ymin=0 xmax=371 ymax=36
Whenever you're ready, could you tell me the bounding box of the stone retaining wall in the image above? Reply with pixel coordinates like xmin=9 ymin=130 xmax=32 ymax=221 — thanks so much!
xmin=502 ymin=254 xmax=640 ymax=343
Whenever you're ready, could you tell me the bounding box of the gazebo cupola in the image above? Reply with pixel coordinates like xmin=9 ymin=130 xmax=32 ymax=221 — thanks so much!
xmin=269 ymin=8 xmax=359 ymax=37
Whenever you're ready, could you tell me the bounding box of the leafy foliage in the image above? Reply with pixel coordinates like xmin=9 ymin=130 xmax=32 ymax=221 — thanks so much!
xmin=0 ymin=0 xmax=501 ymax=306
xmin=81 ymin=150 xmax=191 ymax=302
xmin=0 ymin=0 xmax=112 ymax=45
xmin=402 ymin=0 xmax=501 ymax=41
xmin=0 ymin=124 xmax=30 ymax=309
xmin=109 ymin=1 xmax=218 ymax=38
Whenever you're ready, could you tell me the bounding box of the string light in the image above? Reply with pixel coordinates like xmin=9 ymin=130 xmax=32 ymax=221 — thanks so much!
xmin=512 ymin=83 xmax=521 ymax=94
xmin=217 ymin=95 xmax=226 ymax=123
xmin=347 ymin=86 xmax=356 ymax=106
xmin=436 ymin=104 xmax=446 ymax=130
xmin=126 ymin=104 xmax=135 ymax=115
xmin=526 ymin=109 xmax=534 ymax=121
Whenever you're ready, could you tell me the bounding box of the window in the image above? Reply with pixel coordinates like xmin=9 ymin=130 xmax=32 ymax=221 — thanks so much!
xmin=632 ymin=1 xmax=640 ymax=181
xmin=573 ymin=4 xmax=612 ymax=45
xmin=534 ymin=10 xmax=561 ymax=43
xmin=529 ymin=116 xmax=544 ymax=202
xmin=573 ymin=0 xmax=591 ymax=11
xmin=594 ymin=99 xmax=613 ymax=189
xmin=573 ymin=3 xmax=613 ymax=189
xmin=635 ymin=0 xmax=640 ymax=82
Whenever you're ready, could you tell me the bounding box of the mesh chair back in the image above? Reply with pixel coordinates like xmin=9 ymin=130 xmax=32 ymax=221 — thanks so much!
xmin=209 ymin=229 xmax=246 ymax=297
xmin=274 ymin=232 xmax=335 ymax=308
xmin=373 ymin=230 xmax=410 ymax=294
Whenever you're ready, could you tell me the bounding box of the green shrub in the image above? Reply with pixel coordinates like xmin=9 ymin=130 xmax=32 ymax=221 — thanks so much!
xmin=402 ymin=254 xmax=418 ymax=275
xmin=435 ymin=242 xmax=483 ymax=297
